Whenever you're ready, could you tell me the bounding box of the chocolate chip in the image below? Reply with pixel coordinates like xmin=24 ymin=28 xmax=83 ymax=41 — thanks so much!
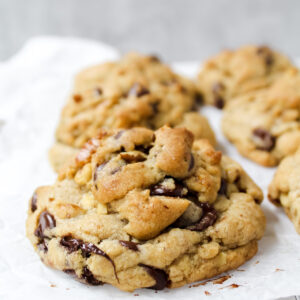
xmin=34 ymin=211 xmax=56 ymax=239
xmin=119 ymin=240 xmax=139 ymax=251
xmin=257 ymin=46 xmax=274 ymax=66
xmin=214 ymin=96 xmax=225 ymax=109
xmin=73 ymin=94 xmax=82 ymax=103
xmin=128 ymin=83 xmax=150 ymax=97
xmin=252 ymin=128 xmax=275 ymax=151
xmin=188 ymin=154 xmax=195 ymax=172
xmin=138 ymin=264 xmax=169 ymax=290
xmin=212 ymin=82 xmax=225 ymax=109
xmin=150 ymin=181 xmax=186 ymax=198
xmin=60 ymin=235 xmax=81 ymax=253
xmin=64 ymin=269 xmax=76 ymax=276
xmin=60 ymin=236 xmax=118 ymax=281
xmin=187 ymin=202 xmax=217 ymax=231
xmin=81 ymin=266 xmax=103 ymax=286
xmin=37 ymin=240 xmax=48 ymax=252
xmin=268 ymin=194 xmax=281 ymax=206
xmin=114 ymin=130 xmax=125 ymax=140
xmin=120 ymin=153 xmax=146 ymax=163
xmin=31 ymin=192 xmax=38 ymax=212
xmin=135 ymin=145 xmax=152 ymax=154
xmin=195 ymin=92 xmax=203 ymax=105
xmin=94 ymin=88 xmax=102 ymax=97
xmin=151 ymin=102 xmax=159 ymax=114
xmin=218 ymin=178 xmax=227 ymax=196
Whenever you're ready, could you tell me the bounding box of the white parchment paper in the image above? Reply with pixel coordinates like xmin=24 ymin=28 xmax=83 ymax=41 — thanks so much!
xmin=0 ymin=37 xmax=300 ymax=300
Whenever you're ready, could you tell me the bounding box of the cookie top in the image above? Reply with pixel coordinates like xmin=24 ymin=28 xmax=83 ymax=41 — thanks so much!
xmin=27 ymin=126 xmax=265 ymax=291
xmin=197 ymin=45 xmax=292 ymax=108
xmin=268 ymin=149 xmax=300 ymax=234
xmin=222 ymin=68 xmax=300 ymax=166
xmin=55 ymin=53 xmax=209 ymax=148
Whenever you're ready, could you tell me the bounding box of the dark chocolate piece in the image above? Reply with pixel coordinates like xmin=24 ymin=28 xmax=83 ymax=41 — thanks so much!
xmin=252 ymin=128 xmax=275 ymax=151
xmin=31 ymin=192 xmax=38 ymax=212
xmin=138 ymin=264 xmax=169 ymax=290
xmin=119 ymin=240 xmax=139 ymax=251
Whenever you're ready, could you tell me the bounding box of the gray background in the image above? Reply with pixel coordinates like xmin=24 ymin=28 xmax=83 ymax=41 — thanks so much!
xmin=1 ymin=0 xmax=300 ymax=62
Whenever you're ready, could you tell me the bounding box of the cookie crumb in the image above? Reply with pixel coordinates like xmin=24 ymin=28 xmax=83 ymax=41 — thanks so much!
xmin=255 ymin=260 xmax=259 ymax=264
xmin=275 ymin=268 xmax=284 ymax=272
xmin=219 ymin=283 xmax=241 ymax=289
xmin=50 ymin=283 xmax=56 ymax=288
xmin=213 ymin=275 xmax=231 ymax=284
xmin=134 ymin=293 xmax=139 ymax=296
xmin=204 ymin=291 xmax=211 ymax=296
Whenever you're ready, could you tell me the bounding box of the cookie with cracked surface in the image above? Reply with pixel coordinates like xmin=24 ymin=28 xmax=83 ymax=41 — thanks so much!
xmin=50 ymin=53 xmax=215 ymax=172
xmin=222 ymin=69 xmax=300 ymax=166
xmin=27 ymin=126 xmax=265 ymax=292
xmin=197 ymin=45 xmax=293 ymax=108
xmin=268 ymin=149 xmax=300 ymax=234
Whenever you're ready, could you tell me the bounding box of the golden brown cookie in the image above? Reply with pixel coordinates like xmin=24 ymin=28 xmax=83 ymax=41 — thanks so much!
xmin=50 ymin=53 xmax=215 ymax=172
xmin=197 ymin=45 xmax=292 ymax=108
xmin=27 ymin=126 xmax=265 ymax=292
xmin=222 ymin=68 xmax=300 ymax=166
xmin=268 ymin=149 xmax=300 ymax=233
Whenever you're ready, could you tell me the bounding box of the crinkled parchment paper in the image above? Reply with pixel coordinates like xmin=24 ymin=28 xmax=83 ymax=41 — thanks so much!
xmin=0 ymin=37 xmax=300 ymax=300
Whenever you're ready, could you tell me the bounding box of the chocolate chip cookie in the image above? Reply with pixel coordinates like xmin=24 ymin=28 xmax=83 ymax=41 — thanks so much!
xmin=222 ymin=68 xmax=300 ymax=166
xmin=50 ymin=53 xmax=215 ymax=172
xmin=27 ymin=126 xmax=265 ymax=292
xmin=197 ymin=45 xmax=292 ymax=108
xmin=269 ymin=149 xmax=300 ymax=234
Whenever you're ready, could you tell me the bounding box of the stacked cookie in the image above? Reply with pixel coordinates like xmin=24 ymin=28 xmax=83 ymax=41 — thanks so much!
xmin=197 ymin=45 xmax=300 ymax=234
xmin=26 ymin=52 xmax=267 ymax=291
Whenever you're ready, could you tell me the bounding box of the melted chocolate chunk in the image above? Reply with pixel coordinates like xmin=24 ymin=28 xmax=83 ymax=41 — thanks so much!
xmin=188 ymin=202 xmax=217 ymax=231
xmin=60 ymin=235 xmax=81 ymax=252
xmin=34 ymin=211 xmax=56 ymax=239
xmin=150 ymin=181 xmax=186 ymax=198
xmin=268 ymin=194 xmax=281 ymax=206
xmin=138 ymin=264 xmax=169 ymax=290
xmin=81 ymin=266 xmax=103 ymax=286
xmin=214 ymin=96 xmax=225 ymax=109
xmin=135 ymin=145 xmax=152 ymax=154
xmin=31 ymin=192 xmax=38 ymax=212
xmin=60 ymin=236 xmax=118 ymax=281
xmin=212 ymin=82 xmax=225 ymax=109
xmin=151 ymin=102 xmax=159 ymax=114
xmin=195 ymin=92 xmax=204 ymax=106
xmin=119 ymin=240 xmax=139 ymax=251
xmin=64 ymin=269 xmax=76 ymax=276
xmin=218 ymin=178 xmax=227 ymax=196
xmin=252 ymin=128 xmax=275 ymax=151
xmin=257 ymin=46 xmax=274 ymax=66
xmin=128 ymin=83 xmax=150 ymax=97
xmin=37 ymin=240 xmax=48 ymax=252
xmin=120 ymin=152 xmax=146 ymax=163
xmin=94 ymin=87 xmax=102 ymax=97
xmin=188 ymin=154 xmax=195 ymax=172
